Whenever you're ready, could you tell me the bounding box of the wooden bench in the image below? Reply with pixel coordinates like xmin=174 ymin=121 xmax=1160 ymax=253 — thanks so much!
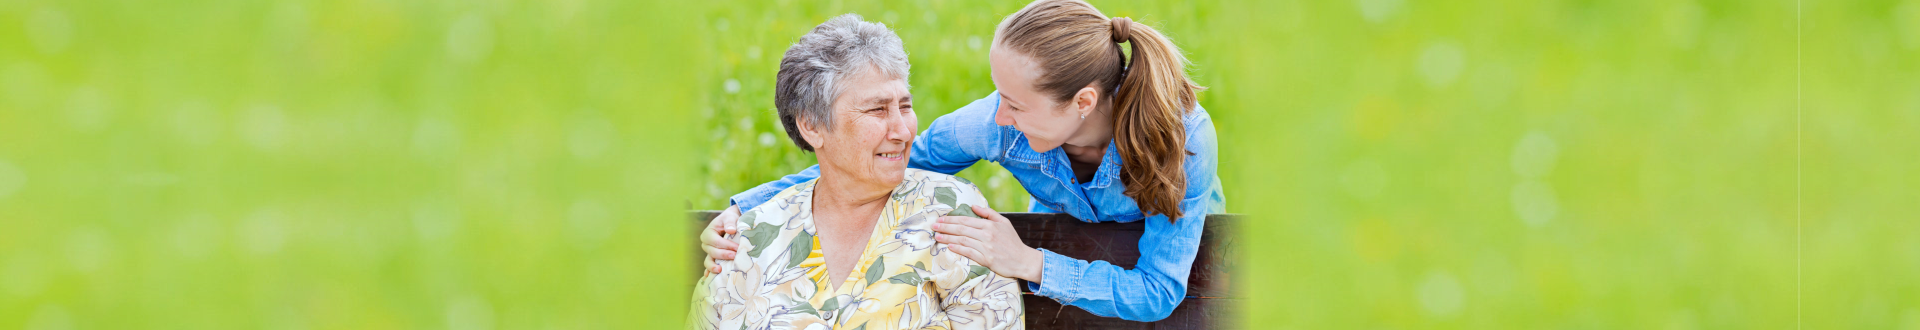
xmin=691 ymin=211 xmax=1239 ymax=329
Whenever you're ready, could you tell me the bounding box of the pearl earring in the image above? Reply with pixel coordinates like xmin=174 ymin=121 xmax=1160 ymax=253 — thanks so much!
xmin=1080 ymin=113 xmax=1087 ymax=119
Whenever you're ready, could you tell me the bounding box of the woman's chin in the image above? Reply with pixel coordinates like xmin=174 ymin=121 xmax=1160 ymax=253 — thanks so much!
xmin=874 ymin=167 xmax=908 ymax=184
xmin=1026 ymin=138 xmax=1062 ymax=153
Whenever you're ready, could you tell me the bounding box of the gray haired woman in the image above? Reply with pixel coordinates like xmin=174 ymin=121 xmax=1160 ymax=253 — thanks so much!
xmin=686 ymin=14 xmax=1025 ymax=330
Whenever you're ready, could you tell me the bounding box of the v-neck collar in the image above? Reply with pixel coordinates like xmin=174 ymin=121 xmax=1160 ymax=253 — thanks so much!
xmin=798 ymin=180 xmax=902 ymax=296
xmin=1083 ymin=142 xmax=1122 ymax=189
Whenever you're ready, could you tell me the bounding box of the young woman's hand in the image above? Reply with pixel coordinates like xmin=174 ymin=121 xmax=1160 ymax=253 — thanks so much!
xmin=934 ymin=204 xmax=1045 ymax=283
xmin=700 ymin=205 xmax=743 ymax=275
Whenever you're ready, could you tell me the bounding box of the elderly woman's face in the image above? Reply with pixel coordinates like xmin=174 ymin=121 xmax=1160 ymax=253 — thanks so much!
xmin=800 ymin=67 xmax=916 ymax=191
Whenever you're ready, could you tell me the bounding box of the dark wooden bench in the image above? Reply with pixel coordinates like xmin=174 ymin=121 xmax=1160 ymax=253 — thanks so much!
xmin=691 ymin=211 xmax=1239 ymax=329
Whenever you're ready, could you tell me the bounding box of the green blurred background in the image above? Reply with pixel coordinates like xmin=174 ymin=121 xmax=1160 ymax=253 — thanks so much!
xmin=0 ymin=0 xmax=701 ymax=328
xmin=2 ymin=0 xmax=1914 ymax=329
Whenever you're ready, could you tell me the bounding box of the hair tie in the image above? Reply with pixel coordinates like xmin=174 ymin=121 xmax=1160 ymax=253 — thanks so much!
xmin=1110 ymin=17 xmax=1132 ymax=43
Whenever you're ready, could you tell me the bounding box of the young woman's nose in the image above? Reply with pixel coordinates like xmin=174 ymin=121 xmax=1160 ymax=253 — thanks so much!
xmin=994 ymin=104 xmax=1014 ymax=126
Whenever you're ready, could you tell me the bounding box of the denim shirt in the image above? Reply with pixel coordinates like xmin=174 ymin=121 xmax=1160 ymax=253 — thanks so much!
xmin=729 ymin=91 xmax=1225 ymax=322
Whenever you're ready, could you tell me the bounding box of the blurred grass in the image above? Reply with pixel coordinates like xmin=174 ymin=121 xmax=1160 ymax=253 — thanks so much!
xmin=0 ymin=0 xmax=1914 ymax=329
xmin=0 ymin=0 xmax=701 ymax=328
xmin=1212 ymin=0 xmax=1919 ymax=328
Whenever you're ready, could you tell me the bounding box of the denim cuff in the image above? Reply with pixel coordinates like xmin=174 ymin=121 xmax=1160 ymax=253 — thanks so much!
xmin=1030 ymin=248 xmax=1086 ymax=300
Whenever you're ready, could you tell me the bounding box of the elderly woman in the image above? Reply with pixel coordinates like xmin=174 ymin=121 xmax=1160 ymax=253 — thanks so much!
xmin=687 ymin=14 xmax=1025 ymax=330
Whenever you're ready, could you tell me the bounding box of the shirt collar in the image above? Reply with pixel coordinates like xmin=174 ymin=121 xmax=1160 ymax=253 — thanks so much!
xmin=1087 ymin=142 xmax=1122 ymax=188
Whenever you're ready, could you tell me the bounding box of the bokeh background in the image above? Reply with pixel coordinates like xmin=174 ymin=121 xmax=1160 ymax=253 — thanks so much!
xmin=0 ymin=0 xmax=701 ymax=328
xmin=2 ymin=0 xmax=1915 ymax=329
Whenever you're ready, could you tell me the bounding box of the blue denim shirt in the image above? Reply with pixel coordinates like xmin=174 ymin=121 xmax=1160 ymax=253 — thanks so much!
xmin=729 ymin=91 xmax=1225 ymax=322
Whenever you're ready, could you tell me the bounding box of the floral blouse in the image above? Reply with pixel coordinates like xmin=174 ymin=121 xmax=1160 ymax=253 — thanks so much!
xmin=688 ymin=169 xmax=1025 ymax=330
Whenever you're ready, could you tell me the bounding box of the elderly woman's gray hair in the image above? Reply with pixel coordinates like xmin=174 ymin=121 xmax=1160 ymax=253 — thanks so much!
xmin=774 ymin=14 xmax=911 ymax=152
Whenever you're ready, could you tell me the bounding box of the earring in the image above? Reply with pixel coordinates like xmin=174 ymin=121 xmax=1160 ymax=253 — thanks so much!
xmin=1080 ymin=113 xmax=1087 ymax=119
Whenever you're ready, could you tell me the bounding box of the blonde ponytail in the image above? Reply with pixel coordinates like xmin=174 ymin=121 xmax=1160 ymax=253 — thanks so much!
xmin=1110 ymin=18 xmax=1202 ymax=222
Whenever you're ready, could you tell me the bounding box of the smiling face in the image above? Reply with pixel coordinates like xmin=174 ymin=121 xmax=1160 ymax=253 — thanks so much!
xmin=797 ymin=67 xmax=917 ymax=192
xmin=989 ymin=46 xmax=1093 ymax=153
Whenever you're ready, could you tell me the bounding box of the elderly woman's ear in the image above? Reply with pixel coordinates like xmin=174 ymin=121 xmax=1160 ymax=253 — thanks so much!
xmin=796 ymin=118 xmax=827 ymax=153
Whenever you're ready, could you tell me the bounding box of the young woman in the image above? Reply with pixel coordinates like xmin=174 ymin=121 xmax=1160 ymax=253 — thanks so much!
xmin=701 ymin=0 xmax=1222 ymax=322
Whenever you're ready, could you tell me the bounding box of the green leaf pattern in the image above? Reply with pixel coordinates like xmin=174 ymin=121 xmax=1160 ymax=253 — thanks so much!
xmin=933 ymin=187 xmax=957 ymax=207
xmin=742 ymin=221 xmax=780 ymax=258
xmin=886 ymin=271 xmax=926 ymax=287
xmin=786 ymin=229 xmax=813 ymax=269
xmin=863 ymin=256 xmax=884 ymax=288
xmin=947 ymin=203 xmax=978 ymax=218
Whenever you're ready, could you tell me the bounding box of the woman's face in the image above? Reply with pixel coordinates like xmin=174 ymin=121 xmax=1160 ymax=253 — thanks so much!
xmin=800 ymin=67 xmax=916 ymax=192
xmin=989 ymin=45 xmax=1086 ymax=153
